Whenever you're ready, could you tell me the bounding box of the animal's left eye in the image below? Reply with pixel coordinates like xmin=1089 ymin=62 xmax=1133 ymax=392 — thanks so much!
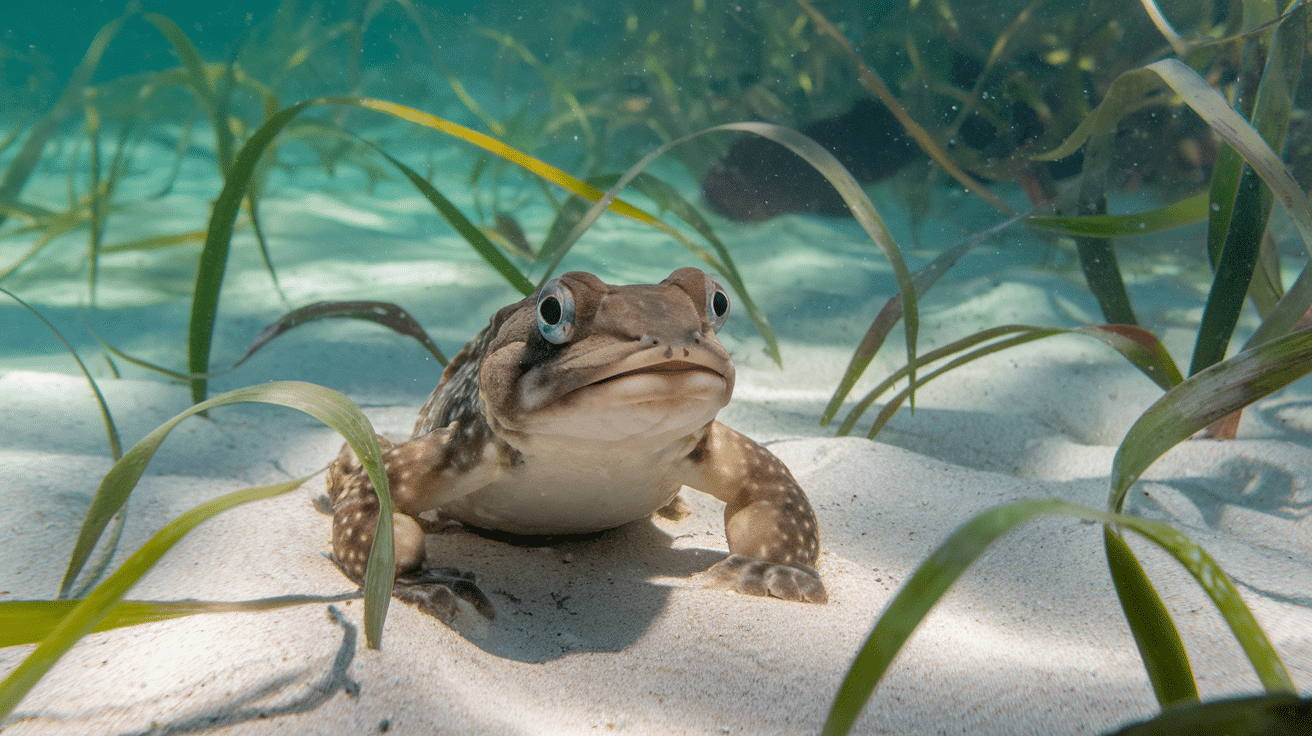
xmin=536 ymin=279 xmax=576 ymax=344
xmin=705 ymin=277 xmax=730 ymax=332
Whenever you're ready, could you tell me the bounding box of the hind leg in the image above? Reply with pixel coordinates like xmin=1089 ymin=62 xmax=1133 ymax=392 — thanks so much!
xmin=326 ymin=436 xmax=493 ymax=621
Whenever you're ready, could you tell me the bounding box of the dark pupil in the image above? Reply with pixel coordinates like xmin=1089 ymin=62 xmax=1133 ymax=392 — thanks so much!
xmin=539 ymin=296 xmax=562 ymax=325
xmin=712 ymin=290 xmax=728 ymax=317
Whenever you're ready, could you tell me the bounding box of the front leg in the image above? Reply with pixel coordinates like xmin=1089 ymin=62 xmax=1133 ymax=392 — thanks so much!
xmin=683 ymin=422 xmax=826 ymax=603
xmin=326 ymin=429 xmax=494 ymax=621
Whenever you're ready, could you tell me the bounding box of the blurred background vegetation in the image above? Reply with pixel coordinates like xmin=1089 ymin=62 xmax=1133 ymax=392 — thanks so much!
xmin=9 ymin=0 xmax=1305 ymax=220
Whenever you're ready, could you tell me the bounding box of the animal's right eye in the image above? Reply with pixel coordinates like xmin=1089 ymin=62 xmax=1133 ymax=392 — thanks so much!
xmin=536 ymin=279 xmax=576 ymax=344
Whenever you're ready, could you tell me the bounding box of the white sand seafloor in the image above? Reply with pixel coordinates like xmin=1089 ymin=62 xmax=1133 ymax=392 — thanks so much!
xmin=1 ymin=130 xmax=1310 ymax=736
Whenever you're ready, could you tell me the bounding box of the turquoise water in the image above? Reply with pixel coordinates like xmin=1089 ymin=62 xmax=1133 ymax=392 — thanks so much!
xmin=0 ymin=0 xmax=1300 ymax=399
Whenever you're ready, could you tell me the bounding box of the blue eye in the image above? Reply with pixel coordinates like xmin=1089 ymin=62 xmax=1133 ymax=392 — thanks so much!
xmin=536 ymin=279 xmax=575 ymax=344
xmin=705 ymin=278 xmax=729 ymax=332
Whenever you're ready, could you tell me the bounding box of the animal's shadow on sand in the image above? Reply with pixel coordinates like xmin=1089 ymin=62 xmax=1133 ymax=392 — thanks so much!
xmin=424 ymin=515 xmax=725 ymax=663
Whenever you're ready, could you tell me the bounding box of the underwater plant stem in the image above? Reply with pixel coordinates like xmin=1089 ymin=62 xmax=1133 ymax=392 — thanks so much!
xmin=1077 ymin=228 xmax=1137 ymax=326
xmin=1138 ymin=0 xmax=1191 ymax=57
xmin=821 ymin=211 xmax=1030 ymax=426
xmin=0 ymin=288 xmax=122 ymax=461
xmin=1203 ymin=31 xmax=1267 ymax=272
xmin=86 ymin=95 xmax=104 ymax=306
xmin=72 ymin=508 xmax=126 ymax=599
xmin=1194 ymin=1 xmax=1302 ymax=370
xmin=1074 ymin=134 xmax=1137 ymax=326
xmin=1190 ymin=166 xmax=1268 ymax=375
xmin=1104 ymin=526 xmax=1198 ymax=708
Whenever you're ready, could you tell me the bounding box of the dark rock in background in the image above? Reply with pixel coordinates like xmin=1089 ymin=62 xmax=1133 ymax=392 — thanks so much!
xmin=701 ymin=98 xmax=923 ymax=221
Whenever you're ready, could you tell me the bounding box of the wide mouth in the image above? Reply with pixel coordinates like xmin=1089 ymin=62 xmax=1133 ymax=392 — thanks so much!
xmin=517 ymin=347 xmax=732 ymax=416
xmin=522 ymin=359 xmax=730 ymax=440
xmin=583 ymin=360 xmax=723 ymax=389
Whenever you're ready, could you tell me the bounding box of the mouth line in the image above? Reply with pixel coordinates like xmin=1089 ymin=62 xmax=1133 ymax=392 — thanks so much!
xmin=585 ymin=360 xmax=724 ymax=388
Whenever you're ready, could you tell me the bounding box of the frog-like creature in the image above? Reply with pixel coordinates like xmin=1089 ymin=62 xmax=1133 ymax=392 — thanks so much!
xmin=327 ymin=268 xmax=826 ymax=621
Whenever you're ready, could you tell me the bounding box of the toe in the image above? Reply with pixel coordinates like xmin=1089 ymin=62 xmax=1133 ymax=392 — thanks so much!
xmin=699 ymin=554 xmax=827 ymax=604
xmin=764 ymin=564 xmax=828 ymax=604
xmin=396 ymin=569 xmax=497 ymax=621
xmin=393 ymin=583 xmax=461 ymax=623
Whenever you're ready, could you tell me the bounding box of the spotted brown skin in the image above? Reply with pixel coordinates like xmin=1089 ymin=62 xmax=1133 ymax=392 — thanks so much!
xmin=327 ymin=267 xmax=826 ymax=622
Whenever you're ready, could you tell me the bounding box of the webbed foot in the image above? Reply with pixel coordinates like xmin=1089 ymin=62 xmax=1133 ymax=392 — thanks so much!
xmin=329 ymin=551 xmax=496 ymax=623
xmin=394 ymin=567 xmax=496 ymax=623
xmin=699 ymin=554 xmax=827 ymax=604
